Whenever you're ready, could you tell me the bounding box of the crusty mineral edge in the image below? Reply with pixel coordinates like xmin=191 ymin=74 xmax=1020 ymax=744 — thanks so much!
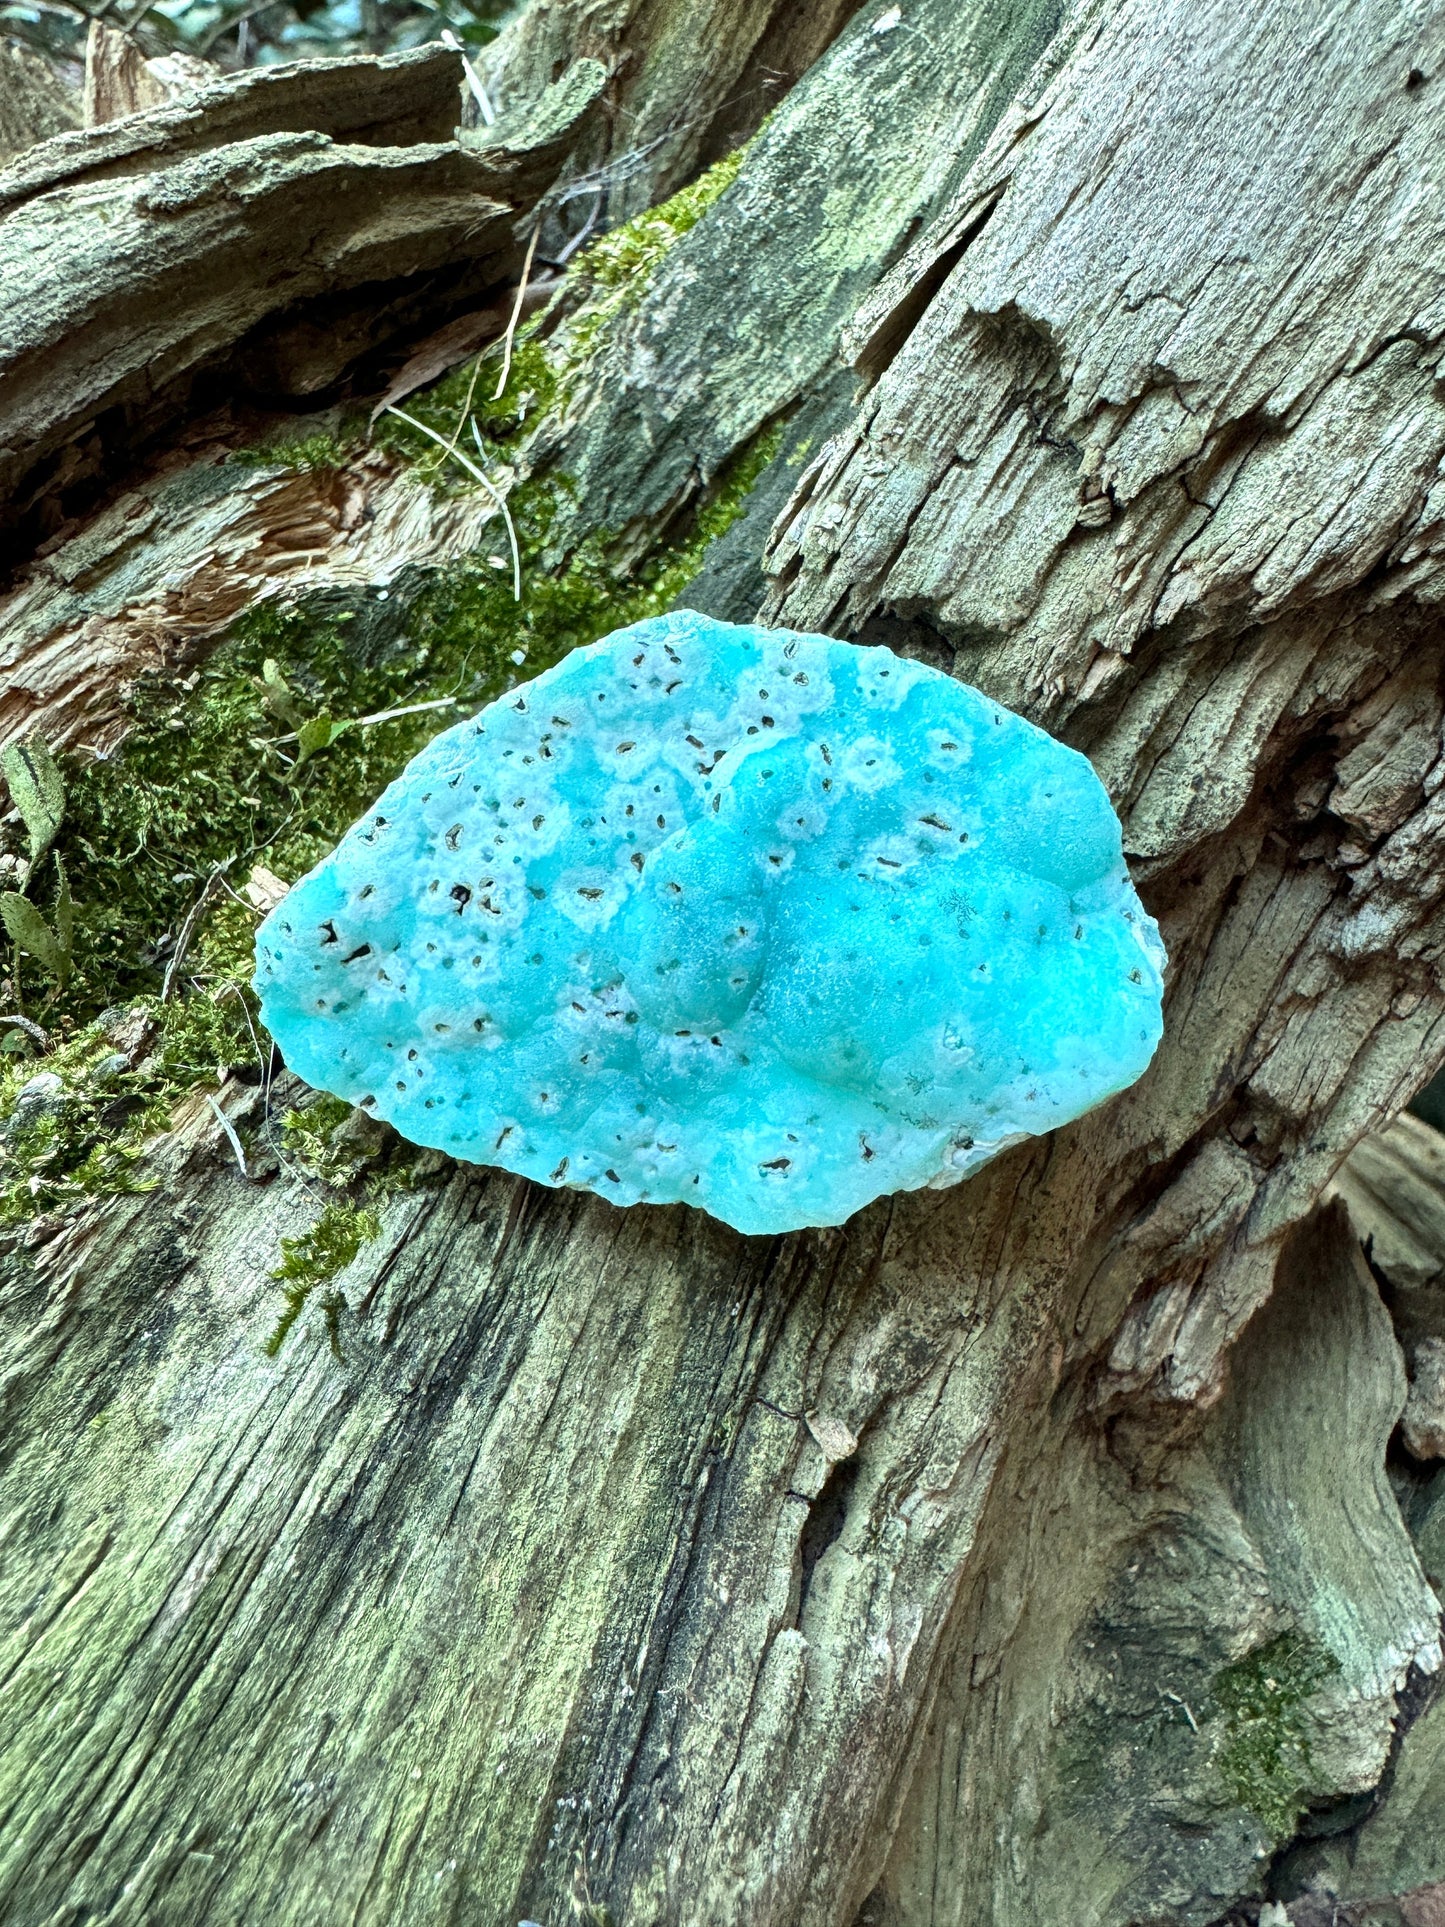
xmin=2 ymin=1 xmax=1445 ymax=1925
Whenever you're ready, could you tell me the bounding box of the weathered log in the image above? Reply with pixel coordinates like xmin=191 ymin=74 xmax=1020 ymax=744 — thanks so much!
xmin=765 ymin=0 xmax=1445 ymax=1400
xmin=0 ymin=448 xmax=507 ymax=757
xmin=0 ymin=36 xmax=79 ymax=165
xmin=0 ymin=48 xmax=518 ymax=556
xmin=0 ymin=0 xmax=1443 ymax=1922
xmin=1 ymin=44 xmax=471 ymax=206
xmin=81 ymin=21 xmax=216 ymax=128
xmin=0 ymin=0 xmax=846 ymax=570
xmin=1272 ymin=1124 xmax=1445 ymax=1922
xmin=479 ymin=0 xmax=866 ymax=220
xmin=877 ymin=1199 xmax=1438 ymax=1927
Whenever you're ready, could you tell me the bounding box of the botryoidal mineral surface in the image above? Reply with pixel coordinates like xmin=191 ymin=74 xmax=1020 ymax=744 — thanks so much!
xmin=255 ymin=614 xmax=1165 ymax=1234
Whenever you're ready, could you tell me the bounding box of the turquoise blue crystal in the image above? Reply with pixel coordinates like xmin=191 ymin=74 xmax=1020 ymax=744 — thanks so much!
xmin=254 ymin=613 xmax=1165 ymax=1235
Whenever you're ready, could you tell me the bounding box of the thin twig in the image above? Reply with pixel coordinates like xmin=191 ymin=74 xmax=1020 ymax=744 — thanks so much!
xmin=213 ymin=983 xmax=315 ymax=1201
xmin=493 ymin=221 xmax=540 ymax=402
xmin=197 ymin=0 xmax=271 ymax=54
xmin=382 ymin=406 xmax=522 ymax=602
xmin=213 ymin=982 xmax=267 ymax=1068
xmin=546 ymin=191 xmax=603 ymax=269
xmin=547 ymin=77 xmax=771 ymax=212
xmin=215 ymin=876 xmax=265 ymax=916
xmin=160 ymin=861 xmax=232 ymax=1004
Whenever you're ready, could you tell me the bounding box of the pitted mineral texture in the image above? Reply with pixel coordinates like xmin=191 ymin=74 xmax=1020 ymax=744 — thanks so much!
xmin=255 ymin=613 xmax=1165 ymax=1234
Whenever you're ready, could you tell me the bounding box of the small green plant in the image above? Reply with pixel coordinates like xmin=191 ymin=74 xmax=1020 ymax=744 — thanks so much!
xmin=265 ymin=1198 xmax=380 ymax=1357
xmin=2 ymin=736 xmax=65 ymax=877
xmin=0 ymin=737 xmax=76 ymax=1008
xmin=0 ymin=993 xmax=252 ymax=1227
xmin=0 ymin=854 xmax=74 ymax=993
xmin=280 ymin=1093 xmax=361 ymax=1184
xmin=1212 ymin=1630 xmax=1340 ymax=1835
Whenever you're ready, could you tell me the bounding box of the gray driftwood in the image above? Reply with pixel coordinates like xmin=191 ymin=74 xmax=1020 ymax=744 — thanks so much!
xmin=1 ymin=1 xmax=1444 ymax=1924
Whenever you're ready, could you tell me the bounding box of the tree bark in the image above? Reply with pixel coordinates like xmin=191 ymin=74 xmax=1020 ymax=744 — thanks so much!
xmin=1 ymin=2 xmax=1444 ymax=1925
xmin=0 ymin=38 xmax=79 ymax=167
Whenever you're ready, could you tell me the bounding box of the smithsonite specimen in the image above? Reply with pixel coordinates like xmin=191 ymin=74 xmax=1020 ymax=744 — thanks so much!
xmin=254 ymin=613 xmax=1165 ymax=1234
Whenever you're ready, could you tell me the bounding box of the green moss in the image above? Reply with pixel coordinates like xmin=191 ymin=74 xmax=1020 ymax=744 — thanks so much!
xmin=39 ymin=393 xmax=776 ymax=1024
xmin=1 ymin=147 xmax=776 ymax=1231
xmin=374 ymin=334 xmax=558 ymax=483
xmin=262 ymin=1088 xmax=453 ymax=1348
xmin=152 ymin=989 xmax=255 ymax=1088
xmin=540 ymin=151 xmax=745 ymax=418
xmin=0 ymin=1097 xmax=153 ymax=1227
xmin=227 ymin=426 xmax=361 ymax=473
xmin=575 ymin=149 xmax=744 ymax=291
xmin=264 ymin=1198 xmax=381 ymax=1357
xmin=376 ymin=150 xmax=744 ymax=479
xmin=1211 ymin=1630 xmax=1340 ymax=1835
xmin=0 ymin=992 xmax=255 ymax=1227
xmin=280 ymin=1093 xmax=355 ymax=1179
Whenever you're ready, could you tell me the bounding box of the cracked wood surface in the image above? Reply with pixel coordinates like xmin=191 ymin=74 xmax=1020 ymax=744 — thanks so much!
xmin=536 ymin=0 xmax=1076 ymax=558
xmin=0 ymin=49 xmax=517 ymax=554
xmin=478 ymin=0 xmax=865 ymax=222
xmin=0 ymin=43 xmax=462 ymax=209
xmin=766 ymin=0 xmax=1445 ymax=1402
xmin=0 ymin=448 xmax=506 ymax=759
xmin=1 ymin=0 xmax=1445 ymax=1923
xmin=0 ymin=1082 xmax=1031 ymax=1926
xmin=877 ymin=1200 xmax=1440 ymax=1927
xmin=0 ymin=38 xmax=78 ymax=166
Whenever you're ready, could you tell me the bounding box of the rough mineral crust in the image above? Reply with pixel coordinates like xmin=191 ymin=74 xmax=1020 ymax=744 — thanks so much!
xmin=254 ymin=613 xmax=1165 ymax=1235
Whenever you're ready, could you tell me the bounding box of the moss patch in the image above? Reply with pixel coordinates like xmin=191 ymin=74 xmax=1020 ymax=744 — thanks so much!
xmin=33 ymin=413 xmax=779 ymax=1036
xmin=570 ymin=149 xmax=744 ymax=291
xmin=1211 ymin=1630 xmax=1340 ymax=1835
xmin=265 ymin=1198 xmax=381 ymax=1358
xmin=1 ymin=143 xmax=776 ymax=1237
xmin=227 ymin=426 xmax=359 ymax=474
xmin=0 ymin=994 xmax=252 ymax=1227
xmin=262 ymin=1087 xmax=453 ymax=1353
xmin=374 ymin=146 xmax=746 ymax=472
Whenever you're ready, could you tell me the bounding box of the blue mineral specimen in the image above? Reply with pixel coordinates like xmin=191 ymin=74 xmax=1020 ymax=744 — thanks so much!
xmin=254 ymin=613 xmax=1165 ymax=1235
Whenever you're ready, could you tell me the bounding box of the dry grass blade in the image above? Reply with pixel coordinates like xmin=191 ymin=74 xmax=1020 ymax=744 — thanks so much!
xmin=439 ymin=29 xmax=494 ymax=126
xmin=493 ymin=220 xmax=540 ymax=403
xmin=206 ymin=1093 xmax=249 ymax=1178
xmin=382 ymin=405 xmax=521 ymax=603
xmin=471 ymin=419 xmax=521 ymax=602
